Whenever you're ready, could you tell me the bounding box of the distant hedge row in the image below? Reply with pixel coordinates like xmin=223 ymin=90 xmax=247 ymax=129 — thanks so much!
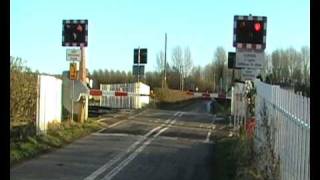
xmin=10 ymin=57 xmax=38 ymax=126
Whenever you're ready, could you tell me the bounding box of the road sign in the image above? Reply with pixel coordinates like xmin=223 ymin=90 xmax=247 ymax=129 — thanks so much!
xmin=233 ymin=15 xmax=267 ymax=50
xmin=69 ymin=63 xmax=77 ymax=80
xmin=134 ymin=49 xmax=139 ymax=64
xmin=66 ymin=49 xmax=81 ymax=61
xmin=235 ymin=49 xmax=264 ymax=69
xmin=62 ymin=19 xmax=88 ymax=47
xmin=139 ymin=49 xmax=147 ymax=64
xmin=133 ymin=48 xmax=147 ymax=64
xmin=241 ymin=68 xmax=259 ymax=80
xmin=133 ymin=65 xmax=144 ymax=75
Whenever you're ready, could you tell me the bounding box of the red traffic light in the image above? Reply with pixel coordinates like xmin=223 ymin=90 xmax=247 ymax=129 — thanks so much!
xmin=254 ymin=22 xmax=262 ymax=32
xmin=76 ymin=24 xmax=83 ymax=32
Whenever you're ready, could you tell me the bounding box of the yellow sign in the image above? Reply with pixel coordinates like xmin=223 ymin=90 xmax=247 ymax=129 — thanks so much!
xmin=70 ymin=63 xmax=77 ymax=80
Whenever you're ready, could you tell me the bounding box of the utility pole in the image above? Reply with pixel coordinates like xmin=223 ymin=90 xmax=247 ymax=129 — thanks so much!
xmin=138 ymin=47 xmax=140 ymax=83
xmin=78 ymin=46 xmax=87 ymax=123
xmin=164 ymin=33 xmax=167 ymax=88
xmin=213 ymin=71 xmax=216 ymax=92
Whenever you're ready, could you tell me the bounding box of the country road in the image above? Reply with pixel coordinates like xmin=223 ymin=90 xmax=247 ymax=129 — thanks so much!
xmin=11 ymin=99 xmax=232 ymax=180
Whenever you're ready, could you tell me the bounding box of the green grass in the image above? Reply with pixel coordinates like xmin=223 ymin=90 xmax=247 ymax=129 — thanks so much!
xmin=10 ymin=120 xmax=104 ymax=166
xmin=212 ymin=137 xmax=239 ymax=180
xmin=212 ymin=128 xmax=264 ymax=180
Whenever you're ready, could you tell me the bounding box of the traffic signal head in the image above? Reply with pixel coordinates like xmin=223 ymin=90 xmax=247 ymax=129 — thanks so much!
xmin=233 ymin=15 xmax=267 ymax=50
xmin=228 ymin=52 xmax=236 ymax=69
xmin=227 ymin=52 xmax=242 ymax=69
xmin=62 ymin=20 xmax=88 ymax=47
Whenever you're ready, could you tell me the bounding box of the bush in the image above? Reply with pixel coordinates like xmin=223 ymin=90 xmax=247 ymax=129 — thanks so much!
xmin=10 ymin=57 xmax=38 ymax=124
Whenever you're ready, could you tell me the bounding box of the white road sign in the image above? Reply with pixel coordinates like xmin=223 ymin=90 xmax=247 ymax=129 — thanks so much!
xmin=241 ymin=68 xmax=259 ymax=80
xmin=235 ymin=49 xmax=264 ymax=69
xmin=66 ymin=49 xmax=81 ymax=61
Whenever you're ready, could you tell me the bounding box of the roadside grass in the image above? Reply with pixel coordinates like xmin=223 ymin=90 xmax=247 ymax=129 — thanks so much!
xmin=153 ymin=88 xmax=194 ymax=103
xmin=213 ymin=128 xmax=264 ymax=180
xmin=10 ymin=119 xmax=104 ymax=167
xmin=212 ymin=99 xmax=263 ymax=180
xmin=212 ymin=137 xmax=239 ymax=179
xmin=233 ymin=129 xmax=264 ymax=180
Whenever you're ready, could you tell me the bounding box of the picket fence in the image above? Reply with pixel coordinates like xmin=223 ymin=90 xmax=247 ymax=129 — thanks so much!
xmin=231 ymin=82 xmax=247 ymax=129
xmin=231 ymin=80 xmax=310 ymax=179
xmin=254 ymin=79 xmax=310 ymax=180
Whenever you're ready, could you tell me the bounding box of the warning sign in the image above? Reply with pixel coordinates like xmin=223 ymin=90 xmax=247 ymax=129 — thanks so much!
xmin=69 ymin=63 xmax=77 ymax=80
xmin=236 ymin=49 xmax=265 ymax=69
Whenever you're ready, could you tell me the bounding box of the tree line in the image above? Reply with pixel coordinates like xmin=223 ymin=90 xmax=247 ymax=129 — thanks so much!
xmin=90 ymin=46 xmax=309 ymax=96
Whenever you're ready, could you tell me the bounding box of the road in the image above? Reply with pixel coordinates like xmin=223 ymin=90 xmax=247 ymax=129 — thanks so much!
xmin=11 ymin=99 xmax=232 ymax=180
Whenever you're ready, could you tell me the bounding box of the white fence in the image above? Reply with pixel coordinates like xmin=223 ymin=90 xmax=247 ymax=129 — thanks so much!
xmin=100 ymin=82 xmax=150 ymax=109
xmin=254 ymin=80 xmax=310 ymax=180
xmin=231 ymin=82 xmax=247 ymax=129
xmin=36 ymin=75 xmax=62 ymax=134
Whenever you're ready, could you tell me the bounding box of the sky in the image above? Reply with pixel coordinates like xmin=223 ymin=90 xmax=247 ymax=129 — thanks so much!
xmin=10 ymin=0 xmax=310 ymax=75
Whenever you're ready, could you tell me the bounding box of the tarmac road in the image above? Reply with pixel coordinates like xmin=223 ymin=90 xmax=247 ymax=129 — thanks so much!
xmin=11 ymin=99 xmax=231 ymax=180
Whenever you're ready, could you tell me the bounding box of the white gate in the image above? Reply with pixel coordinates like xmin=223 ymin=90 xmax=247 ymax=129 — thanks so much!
xmin=100 ymin=82 xmax=150 ymax=109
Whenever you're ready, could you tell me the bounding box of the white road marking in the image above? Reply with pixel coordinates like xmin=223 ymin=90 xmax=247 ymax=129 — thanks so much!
xmin=84 ymin=125 xmax=163 ymax=180
xmin=101 ymin=127 xmax=171 ymax=180
xmin=96 ymin=120 xmax=127 ymax=133
xmin=204 ymin=130 xmax=212 ymax=143
xmin=84 ymin=111 xmax=180 ymax=180
xmin=204 ymin=116 xmax=216 ymax=143
xmin=92 ymin=133 xmax=144 ymax=138
xmin=100 ymin=113 xmax=179 ymax=180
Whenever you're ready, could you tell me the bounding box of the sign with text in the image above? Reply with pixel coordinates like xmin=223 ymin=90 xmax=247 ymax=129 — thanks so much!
xmin=66 ymin=49 xmax=81 ymax=61
xmin=241 ymin=68 xmax=259 ymax=80
xmin=235 ymin=49 xmax=264 ymax=69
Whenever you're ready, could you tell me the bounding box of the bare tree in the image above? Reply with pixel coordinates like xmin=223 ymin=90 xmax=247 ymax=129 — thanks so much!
xmin=212 ymin=47 xmax=227 ymax=92
xmin=171 ymin=46 xmax=183 ymax=90
xmin=156 ymin=51 xmax=165 ymax=73
xmin=182 ymin=47 xmax=193 ymax=91
xmin=301 ymin=46 xmax=310 ymax=85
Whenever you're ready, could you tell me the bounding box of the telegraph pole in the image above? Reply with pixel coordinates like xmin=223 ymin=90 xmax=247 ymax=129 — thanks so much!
xmin=164 ymin=33 xmax=167 ymax=88
xmin=78 ymin=45 xmax=86 ymax=123
xmin=138 ymin=47 xmax=140 ymax=83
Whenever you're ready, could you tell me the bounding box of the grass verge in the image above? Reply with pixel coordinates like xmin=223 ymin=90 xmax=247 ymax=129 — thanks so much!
xmin=212 ymin=129 xmax=263 ymax=180
xmin=10 ymin=120 xmax=104 ymax=167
